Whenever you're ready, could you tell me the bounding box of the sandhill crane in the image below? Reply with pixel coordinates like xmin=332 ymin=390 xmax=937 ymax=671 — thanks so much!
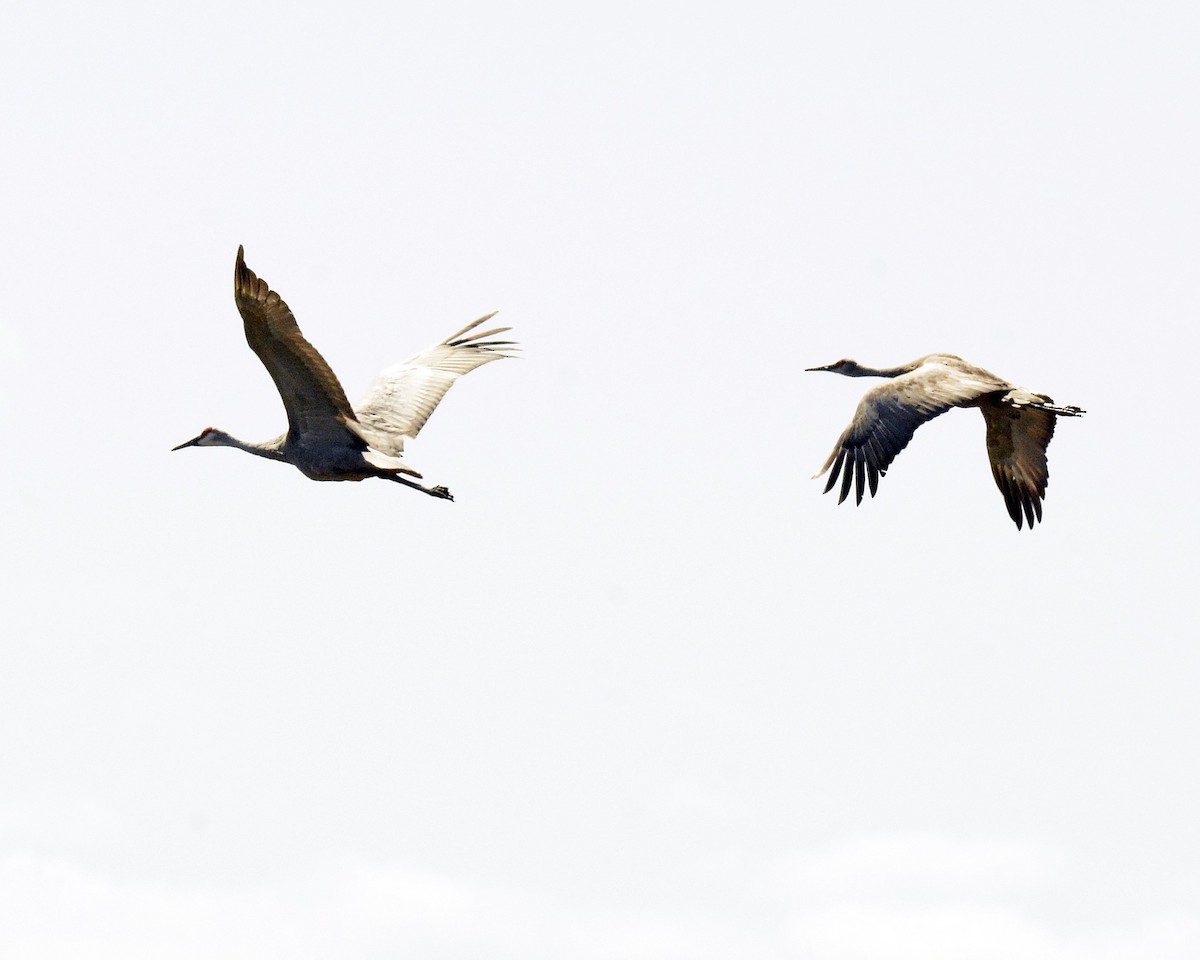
xmin=171 ymin=246 xmax=516 ymax=500
xmin=807 ymin=354 xmax=1084 ymax=529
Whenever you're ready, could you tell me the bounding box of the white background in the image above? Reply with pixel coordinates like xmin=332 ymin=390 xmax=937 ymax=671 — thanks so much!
xmin=1 ymin=2 xmax=1197 ymax=957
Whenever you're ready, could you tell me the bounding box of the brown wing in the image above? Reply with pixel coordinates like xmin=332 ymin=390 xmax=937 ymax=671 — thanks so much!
xmin=233 ymin=246 xmax=357 ymax=440
xmin=981 ymin=398 xmax=1056 ymax=530
xmin=816 ymin=365 xmax=1000 ymax=506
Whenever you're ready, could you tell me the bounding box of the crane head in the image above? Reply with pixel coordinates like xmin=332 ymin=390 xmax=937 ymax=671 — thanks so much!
xmin=805 ymin=359 xmax=857 ymax=375
xmin=171 ymin=427 xmax=220 ymax=451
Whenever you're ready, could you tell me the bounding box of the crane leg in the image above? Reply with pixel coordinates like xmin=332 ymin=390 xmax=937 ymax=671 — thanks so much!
xmin=382 ymin=472 xmax=454 ymax=500
xmin=1029 ymin=400 xmax=1086 ymax=417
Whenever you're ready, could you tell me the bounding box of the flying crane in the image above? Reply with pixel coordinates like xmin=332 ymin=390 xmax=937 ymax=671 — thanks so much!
xmin=807 ymin=354 xmax=1084 ymax=529
xmin=172 ymin=246 xmax=516 ymax=500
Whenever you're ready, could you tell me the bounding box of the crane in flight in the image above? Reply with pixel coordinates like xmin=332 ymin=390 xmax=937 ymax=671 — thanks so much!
xmin=172 ymin=246 xmax=516 ymax=500
xmin=807 ymin=354 xmax=1084 ymax=529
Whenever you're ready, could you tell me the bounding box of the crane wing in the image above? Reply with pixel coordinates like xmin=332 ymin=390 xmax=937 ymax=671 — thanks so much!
xmin=981 ymin=398 xmax=1056 ymax=530
xmin=816 ymin=366 xmax=999 ymax=506
xmin=353 ymin=313 xmax=516 ymax=456
xmin=234 ymin=246 xmax=359 ymax=443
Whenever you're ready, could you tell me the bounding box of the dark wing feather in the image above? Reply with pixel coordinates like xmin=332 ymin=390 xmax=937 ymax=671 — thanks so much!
xmin=981 ymin=398 xmax=1056 ymax=530
xmin=234 ymin=246 xmax=358 ymax=441
xmin=815 ymin=365 xmax=1000 ymax=506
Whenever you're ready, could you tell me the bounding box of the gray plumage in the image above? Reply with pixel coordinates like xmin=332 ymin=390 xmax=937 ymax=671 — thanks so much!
xmin=807 ymin=354 xmax=1084 ymax=529
xmin=171 ymin=246 xmax=516 ymax=500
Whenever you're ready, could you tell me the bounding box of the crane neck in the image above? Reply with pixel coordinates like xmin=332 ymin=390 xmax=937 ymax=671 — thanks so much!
xmin=209 ymin=429 xmax=287 ymax=461
xmin=843 ymin=362 xmax=914 ymax=379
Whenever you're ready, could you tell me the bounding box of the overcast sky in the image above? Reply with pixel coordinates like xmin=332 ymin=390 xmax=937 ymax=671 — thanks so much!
xmin=1 ymin=2 xmax=1198 ymax=958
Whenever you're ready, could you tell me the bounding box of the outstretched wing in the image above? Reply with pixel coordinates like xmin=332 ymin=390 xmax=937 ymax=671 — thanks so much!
xmin=816 ymin=365 xmax=1000 ymax=506
xmin=234 ymin=246 xmax=358 ymax=443
xmin=981 ymin=398 xmax=1057 ymax=530
xmin=353 ymin=313 xmax=517 ymax=456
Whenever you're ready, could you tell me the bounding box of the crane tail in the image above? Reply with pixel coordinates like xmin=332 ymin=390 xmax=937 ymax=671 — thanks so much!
xmin=361 ymin=449 xmax=423 ymax=478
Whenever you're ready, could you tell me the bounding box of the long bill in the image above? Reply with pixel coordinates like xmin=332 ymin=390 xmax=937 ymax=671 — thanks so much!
xmin=171 ymin=434 xmax=205 ymax=451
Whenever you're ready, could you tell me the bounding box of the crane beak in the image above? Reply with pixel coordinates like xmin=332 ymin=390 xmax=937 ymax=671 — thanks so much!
xmin=171 ymin=434 xmax=203 ymax=451
xmin=805 ymin=363 xmax=836 ymax=372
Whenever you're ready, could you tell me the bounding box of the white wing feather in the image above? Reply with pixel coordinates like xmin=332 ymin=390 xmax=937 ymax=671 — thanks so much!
xmin=353 ymin=312 xmax=517 ymax=456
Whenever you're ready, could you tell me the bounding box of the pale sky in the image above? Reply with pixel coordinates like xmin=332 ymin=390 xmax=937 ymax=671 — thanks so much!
xmin=2 ymin=2 xmax=1198 ymax=958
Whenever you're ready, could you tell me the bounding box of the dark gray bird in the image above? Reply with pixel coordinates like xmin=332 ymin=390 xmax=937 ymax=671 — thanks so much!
xmin=172 ymin=247 xmax=516 ymax=500
xmin=807 ymin=354 xmax=1084 ymax=529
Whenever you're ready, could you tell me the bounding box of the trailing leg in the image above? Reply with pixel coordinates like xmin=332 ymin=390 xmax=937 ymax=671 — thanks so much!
xmin=1031 ymin=401 xmax=1085 ymax=417
xmin=382 ymin=472 xmax=454 ymax=500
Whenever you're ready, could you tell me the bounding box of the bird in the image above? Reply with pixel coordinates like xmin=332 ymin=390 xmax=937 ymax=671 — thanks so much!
xmin=171 ymin=246 xmax=517 ymax=500
xmin=806 ymin=354 xmax=1084 ymax=529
